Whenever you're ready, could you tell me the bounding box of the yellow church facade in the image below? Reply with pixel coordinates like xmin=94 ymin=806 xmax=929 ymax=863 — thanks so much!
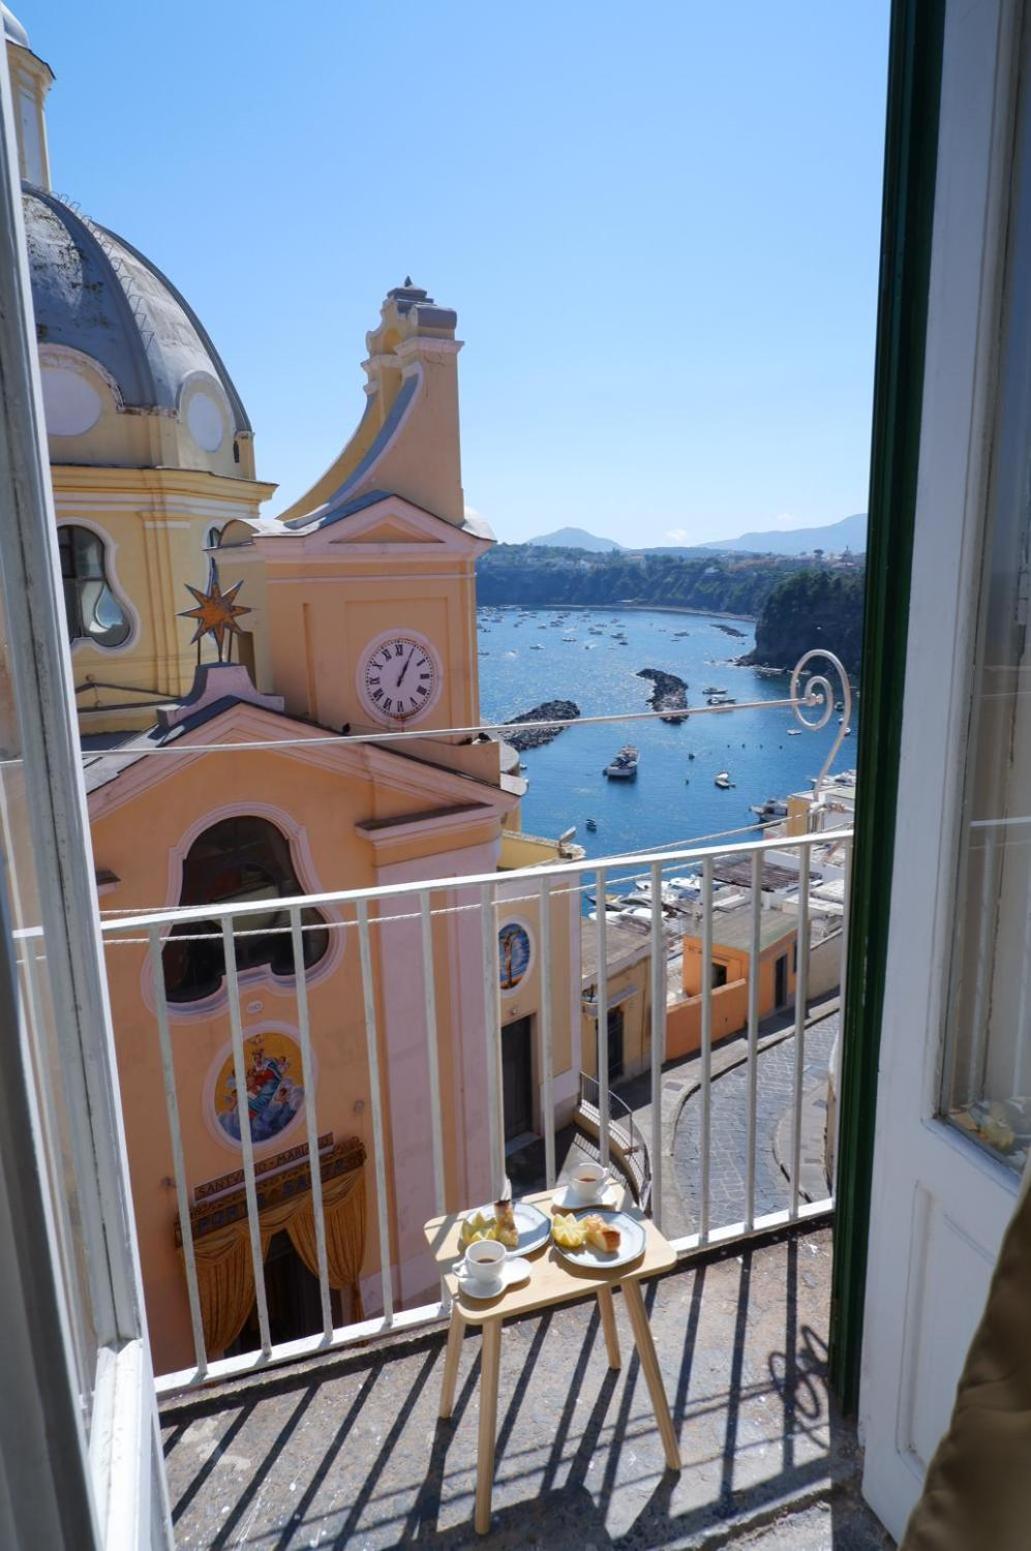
xmin=9 ymin=13 xmax=585 ymax=1374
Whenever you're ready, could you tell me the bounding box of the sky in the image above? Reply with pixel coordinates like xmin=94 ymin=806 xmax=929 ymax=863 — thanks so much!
xmin=21 ymin=2 xmax=890 ymax=547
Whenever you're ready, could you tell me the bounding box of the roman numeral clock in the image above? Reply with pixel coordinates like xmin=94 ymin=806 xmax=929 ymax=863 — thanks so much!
xmin=357 ymin=630 xmax=442 ymax=725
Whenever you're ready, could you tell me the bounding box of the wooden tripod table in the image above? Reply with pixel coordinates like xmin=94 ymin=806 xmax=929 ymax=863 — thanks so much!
xmin=424 ymin=1189 xmax=681 ymax=1535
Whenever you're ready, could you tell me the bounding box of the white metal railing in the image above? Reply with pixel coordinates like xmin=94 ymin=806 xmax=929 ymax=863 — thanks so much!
xmin=97 ymin=821 xmax=853 ymax=1395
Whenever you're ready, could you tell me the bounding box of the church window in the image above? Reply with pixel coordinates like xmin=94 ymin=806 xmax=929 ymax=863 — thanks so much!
xmin=163 ymin=816 xmax=329 ymax=1004
xmin=58 ymin=525 xmax=131 ymax=648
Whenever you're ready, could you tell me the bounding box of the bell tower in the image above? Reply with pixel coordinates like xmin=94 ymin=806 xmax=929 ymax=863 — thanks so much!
xmin=4 ymin=7 xmax=53 ymax=189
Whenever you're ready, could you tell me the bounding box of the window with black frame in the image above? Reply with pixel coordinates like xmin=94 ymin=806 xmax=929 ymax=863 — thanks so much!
xmin=58 ymin=524 xmax=131 ymax=648
xmin=163 ymin=816 xmax=329 ymax=1003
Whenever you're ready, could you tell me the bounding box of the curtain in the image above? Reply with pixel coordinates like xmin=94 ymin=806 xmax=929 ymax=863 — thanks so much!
xmin=178 ymin=1152 xmax=367 ymax=1356
xmin=188 ymin=1220 xmax=261 ymax=1357
xmin=901 ymin=1173 xmax=1031 ymax=1549
xmin=288 ymin=1166 xmax=367 ymax=1321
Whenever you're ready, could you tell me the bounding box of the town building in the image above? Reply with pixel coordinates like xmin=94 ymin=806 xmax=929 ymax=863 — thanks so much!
xmin=9 ymin=11 xmax=587 ymax=1372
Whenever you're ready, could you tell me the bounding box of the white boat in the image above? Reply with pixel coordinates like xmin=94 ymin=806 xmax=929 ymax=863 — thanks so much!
xmin=787 ymin=729 xmax=802 ymax=736
xmin=530 ymin=643 xmax=544 ymax=650
xmin=668 ymin=874 xmax=702 ymax=898
xmin=751 ymin=796 xmax=789 ymax=821
xmin=715 ymin=771 xmax=733 ymax=789
xmin=604 ymin=745 xmax=639 ymax=780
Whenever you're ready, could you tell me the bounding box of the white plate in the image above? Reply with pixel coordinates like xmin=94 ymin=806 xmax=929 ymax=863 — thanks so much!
xmin=551 ymin=1209 xmax=647 ymax=1271
xmin=463 ymin=1200 xmax=551 ymax=1257
xmin=455 ymin=1255 xmax=531 ymax=1300
xmin=552 ymin=1178 xmax=621 ymax=1212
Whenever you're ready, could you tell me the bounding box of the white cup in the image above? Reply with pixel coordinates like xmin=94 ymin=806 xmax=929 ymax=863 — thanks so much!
xmin=570 ymin=1161 xmax=610 ymax=1200
xmin=464 ymin=1238 xmax=506 ymax=1285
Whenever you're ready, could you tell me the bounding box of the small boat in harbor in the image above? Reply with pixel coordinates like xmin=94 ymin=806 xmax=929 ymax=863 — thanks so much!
xmin=751 ymin=796 xmax=789 ymax=822
xmin=787 ymin=728 xmax=802 ymax=736
xmin=714 ymin=770 xmax=733 ymax=789
xmin=530 ymin=643 xmax=544 ymax=650
xmin=704 ymin=685 xmax=726 ymax=695
xmin=586 ymin=818 xmax=598 ymax=833
xmin=604 ymin=745 xmax=640 ymax=780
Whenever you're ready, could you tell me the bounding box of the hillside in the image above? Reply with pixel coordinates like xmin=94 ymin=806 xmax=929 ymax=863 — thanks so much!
xmin=741 ymin=569 xmax=866 ymax=675
xmin=704 ymin=512 xmax=867 ymax=556
xmin=528 ymin=527 xmax=623 ymax=552
xmin=476 ymin=543 xmax=861 ymax=618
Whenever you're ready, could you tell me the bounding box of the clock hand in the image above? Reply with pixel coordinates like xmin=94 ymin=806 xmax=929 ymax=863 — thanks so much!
xmin=396 ymin=646 xmax=416 ymax=687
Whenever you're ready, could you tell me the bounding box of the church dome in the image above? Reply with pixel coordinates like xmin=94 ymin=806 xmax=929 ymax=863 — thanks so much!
xmin=23 ymin=186 xmax=252 ymax=449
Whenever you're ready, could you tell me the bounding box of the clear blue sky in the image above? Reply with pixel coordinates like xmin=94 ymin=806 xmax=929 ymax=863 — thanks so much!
xmin=22 ymin=2 xmax=889 ymax=547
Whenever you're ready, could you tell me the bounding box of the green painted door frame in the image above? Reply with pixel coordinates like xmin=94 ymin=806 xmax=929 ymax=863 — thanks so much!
xmin=829 ymin=0 xmax=946 ymax=1413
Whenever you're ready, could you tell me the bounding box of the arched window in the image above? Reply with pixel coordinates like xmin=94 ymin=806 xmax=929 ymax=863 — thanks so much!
xmin=58 ymin=525 xmax=131 ymax=648
xmin=204 ymin=523 xmax=222 ymax=552
xmin=163 ymin=817 xmax=329 ymax=1004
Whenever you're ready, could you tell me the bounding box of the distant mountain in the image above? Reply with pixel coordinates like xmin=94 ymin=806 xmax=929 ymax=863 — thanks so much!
xmin=704 ymin=512 xmax=867 ymax=556
xmin=528 ymin=527 xmax=623 ymax=553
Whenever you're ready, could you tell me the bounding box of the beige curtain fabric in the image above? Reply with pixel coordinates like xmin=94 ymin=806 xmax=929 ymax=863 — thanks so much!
xmin=288 ymin=1168 xmax=367 ymax=1320
xmin=901 ymin=1179 xmax=1031 ymax=1549
xmin=179 ymin=1161 xmax=367 ymax=1357
xmin=186 ymin=1221 xmax=261 ymax=1357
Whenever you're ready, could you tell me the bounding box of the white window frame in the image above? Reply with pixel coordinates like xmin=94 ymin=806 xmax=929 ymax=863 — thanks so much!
xmin=0 ymin=37 xmax=171 ymax=1551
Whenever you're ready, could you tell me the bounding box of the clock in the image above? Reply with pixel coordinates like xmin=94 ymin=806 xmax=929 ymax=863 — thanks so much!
xmin=358 ymin=631 xmax=441 ymax=724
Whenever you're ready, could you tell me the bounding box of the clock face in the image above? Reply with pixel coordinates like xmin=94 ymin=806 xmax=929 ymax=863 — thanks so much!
xmin=360 ymin=634 xmax=439 ymax=723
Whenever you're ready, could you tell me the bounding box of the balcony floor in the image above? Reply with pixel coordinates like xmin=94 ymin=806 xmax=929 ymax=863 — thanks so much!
xmin=161 ymin=1226 xmax=893 ymax=1549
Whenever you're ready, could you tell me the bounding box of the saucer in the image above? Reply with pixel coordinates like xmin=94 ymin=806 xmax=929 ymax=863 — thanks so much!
xmin=455 ymin=1255 xmax=531 ymax=1300
xmin=553 ymin=1178 xmax=620 ymax=1212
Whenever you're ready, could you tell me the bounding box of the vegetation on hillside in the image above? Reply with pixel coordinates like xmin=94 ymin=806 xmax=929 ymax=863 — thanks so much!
xmin=742 ymin=569 xmax=866 ymax=675
xmin=476 ymin=544 xmax=840 ymax=616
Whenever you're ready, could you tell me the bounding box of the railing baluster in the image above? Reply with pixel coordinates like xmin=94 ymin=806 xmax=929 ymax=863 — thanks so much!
xmin=222 ymin=915 xmax=271 ymax=1357
xmin=595 ymin=865 xmax=610 ymax=1169
xmin=420 ymin=891 xmax=447 ymax=1216
xmin=149 ymin=926 xmax=207 ymax=1377
xmin=481 ymin=882 xmax=506 ymax=1199
xmin=789 ymin=846 xmax=811 ymax=1218
xmin=289 ymin=906 xmax=332 ymax=1342
xmin=649 ymin=860 xmax=666 ymax=1226
xmin=538 ymin=875 xmax=556 ymax=1190
xmin=744 ymin=847 xmax=762 ymax=1232
xmin=357 ymin=899 xmax=394 ymax=1323
xmin=700 ymin=856 xmax=714 ymax=1242
xmin=830 ymin=837 xmax=852 ymax=1191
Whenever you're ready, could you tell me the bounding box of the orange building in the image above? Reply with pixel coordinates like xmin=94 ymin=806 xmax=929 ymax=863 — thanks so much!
xmin=667 ymin=909 xmax=798 ymax=1061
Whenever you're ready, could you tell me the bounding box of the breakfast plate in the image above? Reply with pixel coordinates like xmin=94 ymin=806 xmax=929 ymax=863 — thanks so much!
xmin=551 ymin=1209 xmax=647 ymax=1271
xmin=454 ymin=1254 xmax=531 ymax=1300
xmin=464 ymin=1200 xmax=551 ymax=1257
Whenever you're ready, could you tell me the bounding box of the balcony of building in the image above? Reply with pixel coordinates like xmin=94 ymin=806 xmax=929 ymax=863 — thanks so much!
xmin=87 ymin=746 xmax=876 ymax=1545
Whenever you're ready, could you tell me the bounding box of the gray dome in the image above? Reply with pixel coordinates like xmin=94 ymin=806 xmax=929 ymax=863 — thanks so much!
xmin=23 ymin=186 xmax=252 ymax=433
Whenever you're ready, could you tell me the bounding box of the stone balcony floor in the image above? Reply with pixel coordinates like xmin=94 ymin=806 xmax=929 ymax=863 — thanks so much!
xmin=161 ymin=1226 xmax=894 ymax=1549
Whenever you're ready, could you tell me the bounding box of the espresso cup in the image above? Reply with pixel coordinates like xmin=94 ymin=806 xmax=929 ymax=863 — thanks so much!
xmin=570 ymin=1161 xmax=609 ymax=1200
xmin=464 ymin=1238 xmax=506 ymax=1284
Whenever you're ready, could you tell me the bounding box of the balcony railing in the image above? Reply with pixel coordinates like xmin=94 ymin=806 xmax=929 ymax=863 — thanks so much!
xmin=96 ymin=819 xmax=853 ymax=1396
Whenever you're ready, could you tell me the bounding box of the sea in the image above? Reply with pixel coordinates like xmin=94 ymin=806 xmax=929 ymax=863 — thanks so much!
xmin=476 ymin=605 xmax=858 ymax=864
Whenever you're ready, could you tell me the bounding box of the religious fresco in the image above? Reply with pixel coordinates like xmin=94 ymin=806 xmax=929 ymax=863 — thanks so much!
xmin=498 ymin=921 xmax=532 ymax=992
xmin=209 ymin=1030 xmax=305 ymax=1146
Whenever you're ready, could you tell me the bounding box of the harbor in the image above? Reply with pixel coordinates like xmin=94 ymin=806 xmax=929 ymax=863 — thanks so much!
xmin=478 ymin=603 xmax=859 ymax=860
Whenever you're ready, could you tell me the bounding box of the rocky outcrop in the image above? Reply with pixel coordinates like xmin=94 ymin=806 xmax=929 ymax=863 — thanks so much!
xmin=738 ymin=569 xmax=864 ymax=675
xmin=505 ymin=699 xmax=581 ymax=751
xmin=637 ymin=668 xmax=688 ymax=724
xmin=714 ymin=622 xmax=746 ymax=638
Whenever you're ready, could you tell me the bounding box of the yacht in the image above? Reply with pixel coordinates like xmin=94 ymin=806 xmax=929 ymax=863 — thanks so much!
xmin=715 ymin=771 xmax=733 ymax=789
xmin=751 ymin=796 xmax=789 ymax=822
xmin=604 ymin=745 xmax=639 ymax=780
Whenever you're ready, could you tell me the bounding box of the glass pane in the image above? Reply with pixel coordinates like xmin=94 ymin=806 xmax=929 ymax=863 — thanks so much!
xmin=941 ymin=89 xmax=1031 ymax=1173
xmin=0 ymin=583 xmax=99 ymax=1423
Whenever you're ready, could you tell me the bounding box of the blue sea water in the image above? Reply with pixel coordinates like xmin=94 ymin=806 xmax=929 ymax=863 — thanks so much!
xmin=476 ymin=606 xmax=857 ymax=862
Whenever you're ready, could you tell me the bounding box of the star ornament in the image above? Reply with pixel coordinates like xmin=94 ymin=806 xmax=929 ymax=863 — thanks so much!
xmin=179 ymin=575 xmax=251 ymax=660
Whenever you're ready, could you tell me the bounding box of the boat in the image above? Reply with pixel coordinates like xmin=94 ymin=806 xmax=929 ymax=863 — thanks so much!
xmin=668 ymin=874 xmax=702 ymax=898
xmin=714 ymin=771 xmax=733 ymax=789
xmin=708 ymin=694 xmax=736 ymax=709
xmin=687 ymin=751 xmax=696 ymax=760
xmin=530 ymin=643 xmax=544 ymax=650
xmin=604 ymin=745 xmax=639 ymax=780
xmin=787 ymin=728 xmax=802 ymax=736
xmin=751 ymin=797 xmax=789 ymax=821
xmin=704 ymin=685 xmax=726 ymax=695
xmin=585 ymin=818 xmax=598 ymax=832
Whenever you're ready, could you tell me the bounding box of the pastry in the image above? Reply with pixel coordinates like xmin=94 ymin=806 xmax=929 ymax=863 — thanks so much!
xmin=493 ymin=1198 xmax=519 ymax=1249
xmin=582 ymin=1214 xmax=621 ymax=1253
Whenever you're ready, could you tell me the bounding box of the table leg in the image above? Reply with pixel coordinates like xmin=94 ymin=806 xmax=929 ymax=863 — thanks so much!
xmin=439 ymin=1306 xmax=465 ymax=1419
xmin=621 ymin=1278 xmax=681 ymax=1471
xmin=475 ymin=1318 xmax=503 ymax=1535
xmin=596 ymin=1285 xmax=621 ymax=1369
